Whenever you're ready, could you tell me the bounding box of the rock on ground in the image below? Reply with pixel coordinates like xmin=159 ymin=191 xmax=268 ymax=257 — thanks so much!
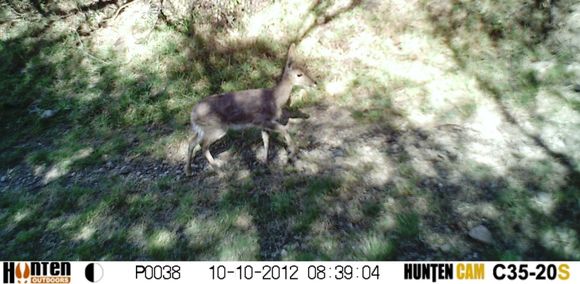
xmin=468 ymin=225 xmax=493 ymax=244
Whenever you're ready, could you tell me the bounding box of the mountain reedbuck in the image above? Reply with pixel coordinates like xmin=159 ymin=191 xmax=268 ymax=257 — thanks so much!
xmin=185 ymin=44 xmax=317 ymax=176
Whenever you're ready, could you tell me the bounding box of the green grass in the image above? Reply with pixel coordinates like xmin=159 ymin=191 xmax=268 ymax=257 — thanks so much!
xmin=355 ymin=234 xmax=394 ymax=260
xmin=396 ymin=212 xmax=421 ymax=239
xmin=0 ymin=169 xmax=348 ymax=260
xmin=1 ymin=0 xmax=579 ymax=261
xmin=0 ymin=16 xmax=285 ymax=173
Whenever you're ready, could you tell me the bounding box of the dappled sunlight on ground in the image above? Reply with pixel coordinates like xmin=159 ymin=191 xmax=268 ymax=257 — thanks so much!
xmin=542 ymin=227 xmax=580 ymax=259
xmin=148 ymin=230 xmax=176 ymax=250
xmin=91 ymin=1 xmax=161 ymax=64
xmin=1 ymin=0 xmax=579 ymax=260
xmin=74 ymin=225 xmax=96 ymax=241
xmin=13 ymin=209 xmax=32 ymax=223
xmin=42 ymin=147 xmax=93 ymax=184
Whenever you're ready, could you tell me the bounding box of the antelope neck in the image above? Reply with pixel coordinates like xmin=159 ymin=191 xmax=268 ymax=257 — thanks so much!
xmin=272 ymin=76 xmax=294 ymax=108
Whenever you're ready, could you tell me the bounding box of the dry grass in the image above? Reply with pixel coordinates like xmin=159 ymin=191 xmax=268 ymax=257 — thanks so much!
xmin=1 ymin=0 xmax=579 ymax=260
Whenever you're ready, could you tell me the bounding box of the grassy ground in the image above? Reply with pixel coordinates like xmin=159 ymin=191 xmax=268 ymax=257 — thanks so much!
xmin=1 ymin=0 xmax=579 ymax=260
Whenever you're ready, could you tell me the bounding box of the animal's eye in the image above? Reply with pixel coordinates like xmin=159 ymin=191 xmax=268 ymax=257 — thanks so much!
xmin=297 ymin=73 xmax=303 ymax=77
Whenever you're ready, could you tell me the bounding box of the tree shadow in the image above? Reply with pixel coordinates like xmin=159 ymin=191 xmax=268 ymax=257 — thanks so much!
xmin=422 ymin=0 xmax=579 ymax=259
xmin=294 ymin=0 xmax=362 ymax=45
xmin=423 ymin=0 xmax=578 ymax=177
xmin=3 ymin=0 xmax=579 ymax=261
xmin=0 ymin=0 xmax=369 ymax=261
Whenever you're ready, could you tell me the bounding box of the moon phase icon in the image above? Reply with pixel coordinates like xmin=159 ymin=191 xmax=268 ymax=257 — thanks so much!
xmin=85 ymin=263 xmax=104 ymax=283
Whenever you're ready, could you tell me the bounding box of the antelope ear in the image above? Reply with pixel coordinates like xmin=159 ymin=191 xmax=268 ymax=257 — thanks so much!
xmin=288 ymin=43 xmax=296 ymax=56
xmin=286 ymin=43 xmax=296 ymax=68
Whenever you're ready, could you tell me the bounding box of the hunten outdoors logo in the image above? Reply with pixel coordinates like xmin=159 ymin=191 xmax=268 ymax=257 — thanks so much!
xmin=2 ymin=262 xmax=71 ymax=284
